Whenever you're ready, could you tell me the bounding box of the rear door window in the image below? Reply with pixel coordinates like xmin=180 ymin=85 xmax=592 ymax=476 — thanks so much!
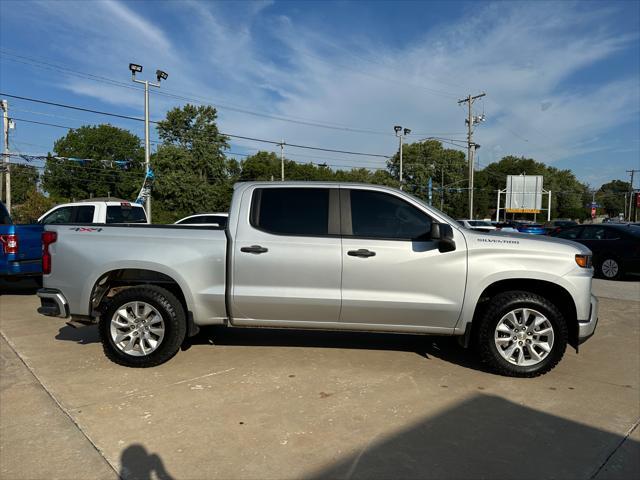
xmin=604 ymin=228 xmax=622 ymax=240
xmin=251 ymin=188 xmax=330 ymax=236
xmin=106 ymin=205 xmax=147 ymax=223
xmin=347 ymin=189 xmax=432 ymax=240
xmin=73 ymin=206 xmax=95 ymax=223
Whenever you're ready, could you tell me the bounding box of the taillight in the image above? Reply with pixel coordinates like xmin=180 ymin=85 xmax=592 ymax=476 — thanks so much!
xmin=0 ymin=234 xmax=18 ymax=254
xmin=42 ymin=231 xmax=57 ymax=275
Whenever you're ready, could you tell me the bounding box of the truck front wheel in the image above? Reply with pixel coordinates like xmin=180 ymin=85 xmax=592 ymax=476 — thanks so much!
xmin=476 ymin=291 xmax=568 ymax=377
xmin=99 ymin=285 xmax=186 ymax=367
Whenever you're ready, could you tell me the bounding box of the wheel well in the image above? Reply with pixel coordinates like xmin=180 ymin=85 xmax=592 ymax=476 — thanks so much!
xmin=471 ymin=279 xmax=579 ymax=350
xmin=91 ymin=268 xmax=188 ymax=317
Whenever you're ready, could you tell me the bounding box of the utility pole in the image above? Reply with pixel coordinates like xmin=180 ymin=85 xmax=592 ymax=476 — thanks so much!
xmin=280 ymin=140 xmax=285 ymax=181
xmin=626 ymin=169 xmax=638 ymax=222
xmin=129 ymin=64 xmax=168 ymax=223
xmin=458 ymin=93 xmax=486 ymax=219
xmin=1 ymin=100 xmax=9 ymax=212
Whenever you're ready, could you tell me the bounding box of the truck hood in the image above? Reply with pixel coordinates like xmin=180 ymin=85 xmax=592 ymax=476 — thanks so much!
xmin=461 ymin=228 xmax=592 ymax=255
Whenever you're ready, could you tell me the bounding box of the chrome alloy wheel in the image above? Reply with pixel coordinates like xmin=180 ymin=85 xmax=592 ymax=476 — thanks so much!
xmin=110 ymin=301 xmax=165 ymax=356
xmin=601 ymin=259 xmax=619 ymax=279
xmin=494 ymin=308 xmax=554 ymax=367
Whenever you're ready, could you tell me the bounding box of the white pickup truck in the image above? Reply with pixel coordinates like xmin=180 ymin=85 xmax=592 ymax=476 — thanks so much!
xmin=38 ymin=198 xmax=147 ymax=225
xmin=37 ymin=182 xmax=598 ymax=377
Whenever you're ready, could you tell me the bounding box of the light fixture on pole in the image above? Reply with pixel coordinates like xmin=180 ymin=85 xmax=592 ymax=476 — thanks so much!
xmin=129 ymin=63 xmax=168 ymax=223
xmin=394 ymin=125 xmax=410 ymax=190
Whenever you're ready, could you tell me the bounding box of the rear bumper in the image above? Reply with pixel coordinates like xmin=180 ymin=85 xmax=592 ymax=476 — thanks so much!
xmin=1 ymin=258 xmax=42 ymax=276
xmin=577 ymin=294 xmax=598 ymax=345
xmin=37 ymin=288 xmax=70 ymax=319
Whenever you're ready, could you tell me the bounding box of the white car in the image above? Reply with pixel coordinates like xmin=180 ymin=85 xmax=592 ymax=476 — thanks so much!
xmin=174 ymin=213 xmax=229 ymax=227
xmin=38 ymin=198 xmax=148 ymax=224
xmin=457 ymin=219 xmax=497 ymax=232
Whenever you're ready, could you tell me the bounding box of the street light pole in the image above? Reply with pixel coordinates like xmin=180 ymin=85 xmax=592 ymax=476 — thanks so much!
xmin=394 ymin=126 xmax=411 ymax=190
xmin=399 ymin=134 xmax=403 ymax=186
xmin=143 ymin=81 xmax=150 ymax=219
xmin=280 ymin=140 xmax=285 ymax=181
xmin=129 ymin=64 xmax=167 ymax=223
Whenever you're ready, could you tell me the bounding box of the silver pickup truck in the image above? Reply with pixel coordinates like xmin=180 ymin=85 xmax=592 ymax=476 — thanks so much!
xmin=37 ymin=182 xmax=598 ymax=377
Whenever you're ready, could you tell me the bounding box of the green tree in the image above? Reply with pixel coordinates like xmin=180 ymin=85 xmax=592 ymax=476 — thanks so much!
xmin=239 ymin=151 xmax=281 ymax=181
xmin=596 ymin=180 xmax=630 ymax=218
xmin=8 ymin=164 xmax=39 ymax=205
xmin=42 ymin=124 xmax=144 ymax=201
xmin=11 ymin=189 xmax=57 ymax=223
xmin=152 ymin=104 xmax=230 ymax=223
xmin=387 ymin=140 xmax=468 ymax=217
xmin=476 ymin=155 xmax=589 ymax=220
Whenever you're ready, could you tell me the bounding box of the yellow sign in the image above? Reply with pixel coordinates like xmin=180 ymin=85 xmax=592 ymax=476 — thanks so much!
xmin=506 ymin=209 xmax=541 ymax=214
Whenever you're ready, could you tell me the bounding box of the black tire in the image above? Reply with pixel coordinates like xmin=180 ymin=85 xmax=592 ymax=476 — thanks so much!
xmin=99 ymin=285 xmax=186 ymax=368
xmin=476 ymin=291 xmax=568 ymax=377
xmin=598 ymin=257 xmax=622 ymax=280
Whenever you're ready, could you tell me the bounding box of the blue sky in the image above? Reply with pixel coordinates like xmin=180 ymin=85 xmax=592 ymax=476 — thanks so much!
xmin=0 ymin=0 xmax=639 ymax=188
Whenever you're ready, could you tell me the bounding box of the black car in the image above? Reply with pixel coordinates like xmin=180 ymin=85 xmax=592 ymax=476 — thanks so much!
xmin=549 ymin=224 xmax=640 ymax=280
xmin=545 ymin=219 xmax=578 ymax=234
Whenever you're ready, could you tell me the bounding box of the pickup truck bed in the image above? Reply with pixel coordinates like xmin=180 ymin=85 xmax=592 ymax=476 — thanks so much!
xmin=42 ymin=224 xmax=227 ymax=323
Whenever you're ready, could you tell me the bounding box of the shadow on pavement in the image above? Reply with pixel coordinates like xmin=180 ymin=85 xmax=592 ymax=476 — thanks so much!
xmin=0 ymin=277 xmax=41 ymax=295
xmin=190 ymin=326 xmax=493 ymax=374
xmin=308 ymin=394 xmax=639 ymax=479
xmin=55 ymin=325 xmax=100 ymax=345
xmin=119 ymin=443 xmax=175 ymax=480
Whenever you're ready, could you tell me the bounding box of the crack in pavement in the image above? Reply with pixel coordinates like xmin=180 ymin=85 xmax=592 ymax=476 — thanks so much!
xmin=589 ymin=418 xmax=640 ymax=479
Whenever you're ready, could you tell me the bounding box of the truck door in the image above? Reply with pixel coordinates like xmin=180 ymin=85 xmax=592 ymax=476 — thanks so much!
xmin=340 ymin=187 xmax=466 ymax=331
xmin=230 ymin=186 xmax=342 ymax=325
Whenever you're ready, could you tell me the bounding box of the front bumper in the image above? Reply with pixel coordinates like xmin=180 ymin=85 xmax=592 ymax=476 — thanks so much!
xmin=37 ymin=288 xmax=70 ymax=319
xmin=577 ymin=294 xmax=598 ymax=345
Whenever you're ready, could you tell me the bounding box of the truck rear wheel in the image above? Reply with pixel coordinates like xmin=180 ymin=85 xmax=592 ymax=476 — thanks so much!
xmin=476 ymin=291 xmax=567 ymax=377
xmin=99 ymin=285 xmax=186 ymax=368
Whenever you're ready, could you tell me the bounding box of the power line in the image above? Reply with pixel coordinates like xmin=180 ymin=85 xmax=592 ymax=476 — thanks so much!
xmin=1 ymin=93 xmax=392 ymax=158
xmin=1 ymin=50 xmax=461 ymax=138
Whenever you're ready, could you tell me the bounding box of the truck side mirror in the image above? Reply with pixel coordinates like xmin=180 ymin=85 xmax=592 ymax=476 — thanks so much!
xmin=431 ymin=222 xmax=456 ymax=253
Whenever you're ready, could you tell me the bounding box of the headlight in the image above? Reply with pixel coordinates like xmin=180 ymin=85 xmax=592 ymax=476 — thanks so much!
xmin=575 ymin=254 xmax=592 ymax=268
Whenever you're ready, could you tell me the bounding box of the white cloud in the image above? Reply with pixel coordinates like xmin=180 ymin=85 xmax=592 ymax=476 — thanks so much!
xmin=101 ymin=0 xmax=172 ymax=51
xmin=3 ymin=0 xmax=638 ymax=185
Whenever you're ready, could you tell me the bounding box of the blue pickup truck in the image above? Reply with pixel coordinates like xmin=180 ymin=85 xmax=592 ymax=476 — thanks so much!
xmin=1 ymin=202 xmax=43 ymax=278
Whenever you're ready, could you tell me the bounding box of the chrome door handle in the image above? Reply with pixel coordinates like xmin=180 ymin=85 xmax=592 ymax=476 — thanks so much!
xmin=241 ymin=245 xmax=268 ymax=254
xmin=347 ymin=249 xmax=376 ymax=258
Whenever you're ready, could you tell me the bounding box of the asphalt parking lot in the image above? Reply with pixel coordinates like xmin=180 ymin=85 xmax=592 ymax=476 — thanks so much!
xmin=1 ymin=279 xmax=639 ymax=480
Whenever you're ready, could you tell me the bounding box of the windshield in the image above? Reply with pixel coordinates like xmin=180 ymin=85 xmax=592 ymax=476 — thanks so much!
xmin=468 ymin=220 xmax=492 ymax=227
